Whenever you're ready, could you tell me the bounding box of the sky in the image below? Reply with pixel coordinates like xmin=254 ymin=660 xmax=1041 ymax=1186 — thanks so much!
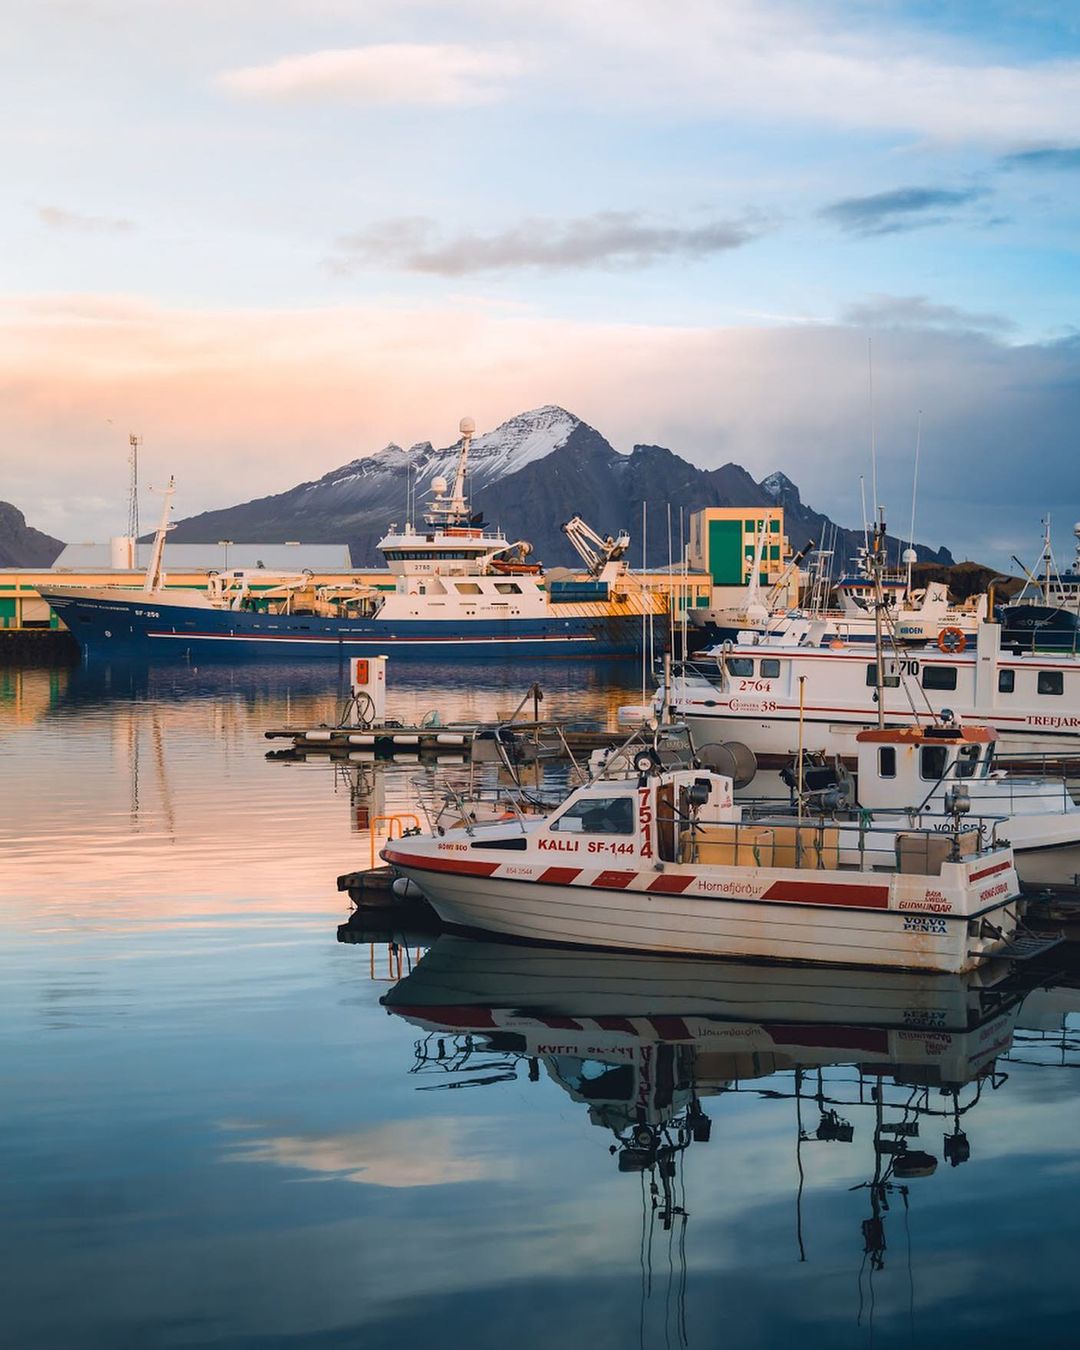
xmin=2 ymin=0 xmax=1079 ymax=567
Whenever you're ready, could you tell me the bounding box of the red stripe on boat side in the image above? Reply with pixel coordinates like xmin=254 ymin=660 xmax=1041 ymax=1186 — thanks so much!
xmin=648 ymin=1015 xmax=693 ymax=1041
xmin=538 ymin=866 xmax=582 ymax=884
xmin=381 ymin=849 xmax=500 ymax=878
xmin=594 ymin=1016 xmax=639 ymax=1035
xmin=536 ymin=1015 xmax=584 ymax=1030
xmin=761 ymin=879 xmax=889 ymax=908
xmin=968 ymin=859 xmax=1011 ymax=883
xmin=647 ymin=874 xmax=696 ymax=894
xmin=592 ymin=870 xmax=638 ymax=889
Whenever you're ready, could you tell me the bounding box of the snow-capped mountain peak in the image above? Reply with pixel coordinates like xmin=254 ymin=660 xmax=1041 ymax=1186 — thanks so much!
xmin=296 ymin=408 xmax=583 ymax=507
xmin=380 ymin=405 xmax=583 ymax=495
xmin=465 ymin=405 xmax=582 ymax=481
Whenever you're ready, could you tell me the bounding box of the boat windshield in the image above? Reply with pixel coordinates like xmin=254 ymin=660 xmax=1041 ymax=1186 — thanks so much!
xmin=550 ymin=796 xmax=635 ymax=834
xmin=955 ymin=745 xmax=982 ymax=779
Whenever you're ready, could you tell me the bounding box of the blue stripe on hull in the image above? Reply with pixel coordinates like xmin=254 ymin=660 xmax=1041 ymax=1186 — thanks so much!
xmin=47 ymin=596 xmax=651 ymax=660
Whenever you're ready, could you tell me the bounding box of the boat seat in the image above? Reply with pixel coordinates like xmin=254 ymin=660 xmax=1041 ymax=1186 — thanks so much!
xmin=767 ymin=823 xmax=840 ymax=870
xmin=680 ymin=824 xmax=774 ymax=867
xmin=895 ymin=829 xmax=979 ymax=877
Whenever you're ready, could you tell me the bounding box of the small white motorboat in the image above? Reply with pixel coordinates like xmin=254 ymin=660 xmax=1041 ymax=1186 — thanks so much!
xmin=752 ymin=717 xmax=1080 ymax=877
xmin=383 ymin=758 xmax=1030 ymax=974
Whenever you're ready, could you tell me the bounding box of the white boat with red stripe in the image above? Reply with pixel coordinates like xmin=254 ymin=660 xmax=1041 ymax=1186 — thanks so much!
xmin=383 ymin=764 xmax=1025 ymax=974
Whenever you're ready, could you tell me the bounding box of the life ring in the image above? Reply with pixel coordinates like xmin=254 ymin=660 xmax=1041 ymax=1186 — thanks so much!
xmin=937 ymin=626 xmax=967 ymax=654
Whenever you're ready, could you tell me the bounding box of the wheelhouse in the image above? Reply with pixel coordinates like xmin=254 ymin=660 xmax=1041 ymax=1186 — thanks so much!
xmin=855 ymin=724 xmax=996 ymax=809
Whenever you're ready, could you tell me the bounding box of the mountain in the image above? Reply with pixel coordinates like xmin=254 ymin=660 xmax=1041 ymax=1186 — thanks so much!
xmin=0 ymin=502 xmax=64 ymax=567
xmin=168 ymin=406 xmax=953 ymax=570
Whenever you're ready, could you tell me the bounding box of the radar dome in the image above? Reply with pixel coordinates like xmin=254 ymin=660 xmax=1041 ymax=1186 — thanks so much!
xmin=902 ymin=547 xmax=918 ymax=564
xmin=431 ymin=475 xmax=448 ymax=495
xmin=1074 ymin=521 xmax=1080 ymax=537
xmin=459 ymin=416 xmax=476 ymax=436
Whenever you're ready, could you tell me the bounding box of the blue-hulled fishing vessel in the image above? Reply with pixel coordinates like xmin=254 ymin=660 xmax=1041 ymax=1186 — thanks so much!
xmin=40 ymin=418 xmax=664 ymax=661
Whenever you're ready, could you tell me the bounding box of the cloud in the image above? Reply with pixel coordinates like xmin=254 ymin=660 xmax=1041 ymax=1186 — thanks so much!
xmin=331 ymin=212 xmax=760 ymax=275
xmin=842 ymin=294 xmax=1015 ymax=334
xmin=206 ymin=5 xmax=1080 ymax=140
xmin=36 ymin=206 xmax=134 ymax=234
xmin=999 ymin=145 xmax=1080 ymax=171
xmin=504 ymin=1 xmax=1080 ymax=145
xmin=217 ymin=43 xmax=521 ymax=105
xmin=1 ymin=291 xmax=1076 ymax=569
xmin=820 ymin=186 xmax=988 ymax=236
xmin=221 ymin=1116 xmax=515 ymax=1187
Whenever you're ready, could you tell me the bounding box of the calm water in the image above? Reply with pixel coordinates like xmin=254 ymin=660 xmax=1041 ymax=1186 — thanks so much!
xmin=2 ymin=659 xmax=1079 ymax=1350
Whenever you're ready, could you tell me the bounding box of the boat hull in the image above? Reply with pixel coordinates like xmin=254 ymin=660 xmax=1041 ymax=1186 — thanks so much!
xmin=384 ymin=847 xmax=1020 ymax=975
xmin=40 ymin=589 xmax=650 ymax=661
xmin=684 ymin=709 xmax=1080 ymax=761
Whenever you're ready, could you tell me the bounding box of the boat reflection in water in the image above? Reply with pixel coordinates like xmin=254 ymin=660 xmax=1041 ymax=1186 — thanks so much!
xmin=382 ymin=937 xmax=1043 ymax=1342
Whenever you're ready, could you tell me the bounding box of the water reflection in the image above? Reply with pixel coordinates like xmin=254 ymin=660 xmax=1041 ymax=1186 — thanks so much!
xmin=0 ymin=660 xmax=641 ymax=916
xmin=383 ymin=938 xmax=1068 ymax=1344
xmin=5 ymin=655 xmax=1080 ymax=1349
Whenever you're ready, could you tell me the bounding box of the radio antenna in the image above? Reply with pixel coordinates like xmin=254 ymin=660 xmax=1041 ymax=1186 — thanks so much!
xmin=127 ymin=433 xmax=141 ymax=540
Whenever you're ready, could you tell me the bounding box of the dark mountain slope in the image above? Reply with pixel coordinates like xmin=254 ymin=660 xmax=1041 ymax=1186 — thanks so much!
xmin=0 ymin=503 xmax=64 ymax=567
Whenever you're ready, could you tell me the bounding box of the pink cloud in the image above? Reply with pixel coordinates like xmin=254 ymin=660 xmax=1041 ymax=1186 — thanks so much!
xmin=217 ymin=43 xmax=521 ymax=105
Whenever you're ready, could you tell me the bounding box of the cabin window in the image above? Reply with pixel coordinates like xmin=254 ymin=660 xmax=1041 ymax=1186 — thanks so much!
xmin=998 ymin=669 xmax=1015 ymax=693
xmin=956 ymin=745 xmax=981 ymax=778
xmin=878 ymin=747 xmax=896 ymax=778
xmin=922 ymin=665 xmax=958 ymax=691
xmin=865 ymin=663 xmax=900 ymax=688
xmin=920 ymin=745 xmax=948 ymax=780
xmin=454 ymin=582 xmax=482 ymax=595
xmin=550 ymin=796 xmax=635 ymax=834
xmin=760 ymin=659 xmax=780 ymax=679
xmin=494 ymin=582 xmax=522 ymax=594
xmin=726 ymin=657 xmax=754 ymax=677
xmin=1038 ymin=671 xmax=1063 ymax=696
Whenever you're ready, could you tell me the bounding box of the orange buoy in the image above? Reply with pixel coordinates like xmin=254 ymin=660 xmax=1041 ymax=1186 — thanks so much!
xmin=937 ymin=626 xmax=967 ymax=654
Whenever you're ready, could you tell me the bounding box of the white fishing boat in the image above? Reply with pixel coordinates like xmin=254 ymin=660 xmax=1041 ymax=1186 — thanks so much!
xmin=666 ymin=618 xmax=1080 ymax=760
xmin=995 ymin=519 xmax=1080 ymax=654
xmin=692 ymin=572 xmax=986 ymax=650
xmin=383 ymin=759 xmax=1028 ymax=974
xmin=743 ymin=717 xmax=1080 ymax=880
xmin=1012 ymin=518 xmax=1080 ymax=616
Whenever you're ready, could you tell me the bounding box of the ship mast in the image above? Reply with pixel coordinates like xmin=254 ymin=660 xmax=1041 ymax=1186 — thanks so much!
xmin=448 ymin=416 xmax=474 ymax=522
xmin=143 ymin=477 xmax=176 ymax=594
xmin=871 ymin=507 xmax=887 ymax=730
xmin=425 ymin=416 xmax=475 ymax=527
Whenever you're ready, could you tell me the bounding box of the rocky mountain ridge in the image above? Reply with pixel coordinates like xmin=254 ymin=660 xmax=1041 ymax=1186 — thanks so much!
xmin=163 ymin=405 xmax=954 ymax=570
